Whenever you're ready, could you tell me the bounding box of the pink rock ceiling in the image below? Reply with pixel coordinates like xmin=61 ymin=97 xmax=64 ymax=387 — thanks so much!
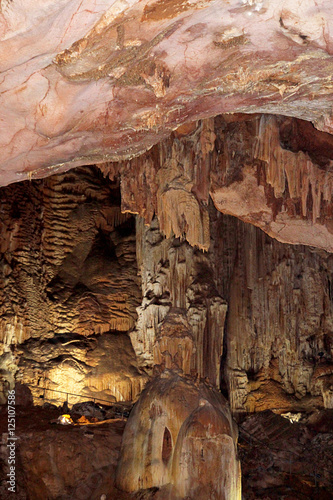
xmin=1 ymin=0 xmax=333 ymax=186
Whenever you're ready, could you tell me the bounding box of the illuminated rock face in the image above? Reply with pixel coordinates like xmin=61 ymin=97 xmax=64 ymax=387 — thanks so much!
xmin=18 ymin=333 xmax=148 ymax=405
xmin=0 ymin=167 xmax=146 ymax=403
xmin=1 ymin=0 xmax=333 ymax=188
xmin=116 ymin=372 xmax=241 ymax=499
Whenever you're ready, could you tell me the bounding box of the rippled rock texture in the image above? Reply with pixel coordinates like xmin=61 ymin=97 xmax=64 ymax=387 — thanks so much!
xmin=0 ymin=167 xmax=146 ymax=404
xmin=1 ymin=161 xmax=333 ymax=414
xmin=1 ymin=113 xmax=333 ymax=497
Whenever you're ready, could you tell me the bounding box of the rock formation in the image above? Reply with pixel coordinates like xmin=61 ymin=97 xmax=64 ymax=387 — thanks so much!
xmin=0 ymin=407 xmax=129 ymax=500
xmin=133 ymin=214 xmax=227 ymax=386
xmin=1 ymin=0 xmax=333 ymax=498
xmin=220 ymin=215 xmax=333 ymax=413
xmin=239 ymin=409 xmax=333 ymax=499
xmin=211 ymin=114 xmax=333 ymax=252
xmin=0 ymin=167 xmax=147 ymax=404
xmin=1 ymin=1 xmax=333 ymax=187
xmin=116 ymin=372 xmax=241 ymax=500
xmin=99 ymin=114 xmax=333 ymax=254
xmin=1 ymin=151 xmax=333 ymax=496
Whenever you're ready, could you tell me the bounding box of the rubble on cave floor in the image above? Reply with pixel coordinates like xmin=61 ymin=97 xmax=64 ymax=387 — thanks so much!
xmin=238 ymin=409 xmax=333 ymax=499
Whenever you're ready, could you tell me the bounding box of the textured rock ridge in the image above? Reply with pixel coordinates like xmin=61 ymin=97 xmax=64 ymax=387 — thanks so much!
xmin=0 ymin=167 xmax=146 ymax=403
xmin=100 ymin=118 xmax=214 ymax=251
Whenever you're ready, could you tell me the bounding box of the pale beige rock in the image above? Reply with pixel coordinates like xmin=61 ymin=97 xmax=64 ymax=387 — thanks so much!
xmin=210 ymin=114 xmax=333 ymax=253
xmin=133 ymin=215 xmax=227 ymax=385
xmin=116 ymin=372 xmax=241 ymax=499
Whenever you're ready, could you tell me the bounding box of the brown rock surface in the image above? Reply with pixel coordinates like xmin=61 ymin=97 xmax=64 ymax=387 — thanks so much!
xmin=1 ymin=1 xmax=333 ymax=188
xmin=0 ymin=405 xmax=129 ymax=500
xmin=238 ymin=410 xmax=333 ymax=499
xmin=211 ymin=114 xmax=333 ymax=252
xmin=0 ymin=166 xmax=146 ymax=404
xmin=207 ymin=210 xmax=333 ymax=413
xmin=1 ymin=123 xmax=333 ymax=498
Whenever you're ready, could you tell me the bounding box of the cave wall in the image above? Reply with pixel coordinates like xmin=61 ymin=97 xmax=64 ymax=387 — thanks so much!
xmin=211 ymin=114 xmax=333 ymax=252
xmin=210 ymin=212 xmax=333 ymax=412
xmin=1 ymin=160 xmax=333 ymax=413
xmin=1 ymin=122 xmax=333 ymax=497
xmin=0 ymin=166 xmax=147 ymax=403
xmin=1 ymin=116 xmax=333 ymax=414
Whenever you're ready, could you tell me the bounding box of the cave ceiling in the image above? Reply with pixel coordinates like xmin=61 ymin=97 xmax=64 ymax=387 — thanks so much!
xmin=1 ymin=0 xmax=333 ymax=251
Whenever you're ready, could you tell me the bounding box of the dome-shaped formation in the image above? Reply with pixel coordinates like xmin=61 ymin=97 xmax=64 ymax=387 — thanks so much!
xmin=116 ymin=372 xmax=241 ymax=499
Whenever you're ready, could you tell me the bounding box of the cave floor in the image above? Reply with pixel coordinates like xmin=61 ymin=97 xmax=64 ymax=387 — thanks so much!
xmin=1 ymin=405 xmax=333 ymax=499
xmin=0 ymin=404 xmax=129 ymax=500
xmin=239 ymin=410 xmax=333 ymax=500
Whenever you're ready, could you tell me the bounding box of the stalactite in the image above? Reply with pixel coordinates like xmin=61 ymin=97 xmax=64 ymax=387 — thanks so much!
xmin=133 ymin=214 xmax=226 ymax=385
xmin=222 ymin=214 xmax=333 ymax=412
xmin=255 ymin=114 xmax=333 ymax=223
xmin=101 ymin=121 xmax=213 ymax=251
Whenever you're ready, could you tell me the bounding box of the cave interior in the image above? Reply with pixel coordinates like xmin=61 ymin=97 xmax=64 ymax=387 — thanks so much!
xmin=1 ymin=1 xmax=333 ymax=499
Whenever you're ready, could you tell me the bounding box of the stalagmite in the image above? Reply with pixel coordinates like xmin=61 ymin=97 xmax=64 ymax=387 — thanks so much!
xmin=116 ymin=372 xmax=241 ymax=499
